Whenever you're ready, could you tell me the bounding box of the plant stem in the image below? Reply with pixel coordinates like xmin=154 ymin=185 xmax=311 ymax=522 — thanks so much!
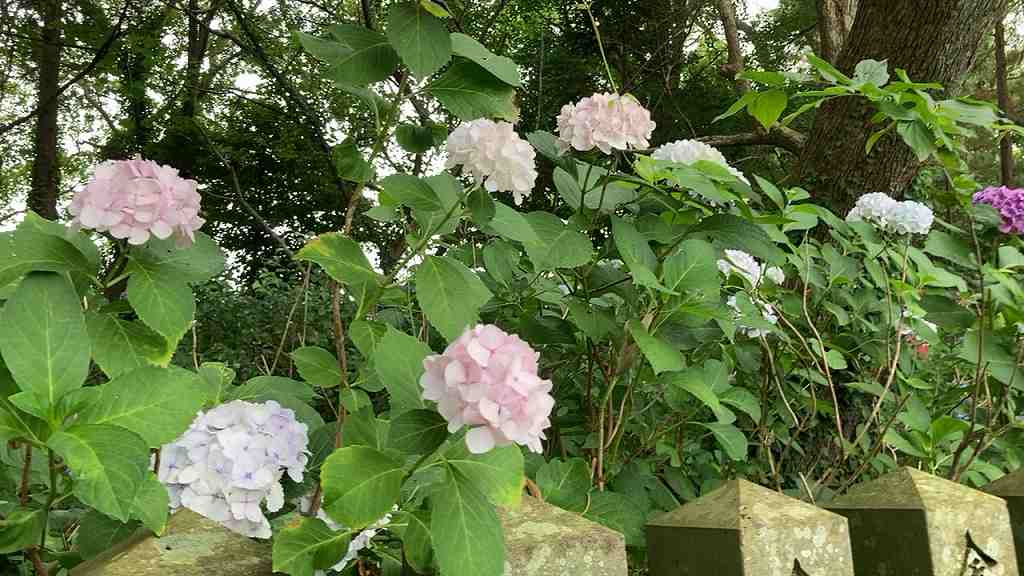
xmin=584 ymin=3 xmax=618 ymax=92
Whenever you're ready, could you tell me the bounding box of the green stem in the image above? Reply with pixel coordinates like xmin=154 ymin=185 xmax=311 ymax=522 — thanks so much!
xmin=40 ymin=450 xmax=56 ymax=549
xmin=585 ymin=3 xmax=618 ymax=93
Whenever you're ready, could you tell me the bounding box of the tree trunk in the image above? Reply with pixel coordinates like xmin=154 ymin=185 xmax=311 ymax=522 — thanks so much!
xmin=799 ymin=0 xmax=1007 ymax=215
xmin=29 ymin=0 xmax=62 ymax=221
xmin=816 ymin=0 xmax=857 ymax=64
xmin=995 ymin=17 xmax=1014 ymax=186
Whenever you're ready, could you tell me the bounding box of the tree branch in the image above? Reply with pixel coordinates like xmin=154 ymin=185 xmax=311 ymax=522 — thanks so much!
xmin=700 ymin=125 xmax=807 ymax=154
xmin=0 ymin=0 xmax=134 ymax=137
xmin=714 ymin=0 xmax=749 ymax=93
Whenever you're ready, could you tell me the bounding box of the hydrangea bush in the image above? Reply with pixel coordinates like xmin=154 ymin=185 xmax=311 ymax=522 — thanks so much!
xmin=0 ymin=5 xmax=1022 ymax=576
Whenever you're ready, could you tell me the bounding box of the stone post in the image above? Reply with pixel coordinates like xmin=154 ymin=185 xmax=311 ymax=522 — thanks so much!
xmin=984 ymin=469 xmax=1024 ymax=572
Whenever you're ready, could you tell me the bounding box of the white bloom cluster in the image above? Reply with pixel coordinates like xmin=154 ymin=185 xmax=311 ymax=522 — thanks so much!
xmin=296 ymin=496 xmax=396 ymax=574
xmin=158 ymin=400 xmax=309 ymax=538
xmin=846 ymin=192 xmax=934 ymax=235
xmin=726 ymin=294 xmax=778 ymax=338
xmin=445 ymin=119 xmax=537 ymax=205
xmin=651 ymin=139 xmax=750 ymax=185
xmin=717 ymin=249 xmax=784 ymax=288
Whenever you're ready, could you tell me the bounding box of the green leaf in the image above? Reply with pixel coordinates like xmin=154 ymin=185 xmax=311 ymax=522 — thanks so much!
xmin=584 ymin=491 xmax=645 ymax=547
xmin=853 ymin=58 xmax=889 ymax=87
xmin=333 ymin=138 xmax=375 ymax=184
xmin=884 ymin=429 xmax=927 ymax=458
xmin=612 ymin=217 xmax=666 ymax=291
xmin=431 ymin=467 xmax=505 ymax=576
xmin=720 ymin=388 xmax=761 ymax=421
xmin=482 ymin=240 xmax=519 ymax=286
xmin=699 ymin=422 xmax=748 ymax=461
xmin=373 ymin=327 xmax=430 ymax=413
xmin=326 ymin=23 xmax=400 ymax=85
xmin=296 ymin=233 xmax=380 ymax=287
xmin=450 ymin=32 xmax=521 ymax=86
xmin=553 ymin=166 xmax=583 ymax=209
xmin=806 ymin=53 xmax=852 ymax=84
xmin=130 ymin=232 xmax=225 ymax=284
xmin=535 ymin=457 xmax=590 ymax=512
xmin=86 ymin=312 xmax=170 ymax=378
xmin=468 ymin=186 xmax=495 ymax=225
xmin=273 ymin=517 xmax=351 ymax=576
xmin=663 ymin=369 xmax=722 ymax=415
xmin=49 ymin=424 xmax=150 ymax=521
xmin=76 ymin=511 xmax=138 ymax=559
xmin=565 ymin=300 xmax=617 ymax=342
xmin=393 ymin=511 xmax=433 ymax=572
xmin=322 ymin=446 xmax=404 ymax=528
xmin=629 ymin=321 xmax=684 ymax=374
xmin=387 ymin=1 xmax=452 ymax=78
xmin=686 ymin=214 xmax=785 ymax=263
xmin=7 ymin=220 xmax=95 ymax=280
xmin=897 ymin=121 xmax=937 ymax=162
xmin=415 ymin=255 xmax=492 ymax=341
xmin=380 ymin=173 xmax=444 ymax=213
xmin=77 ymin=366 xmax=206 ymax=447
xmin=426 ymin=59 xmax=518 ymax=121
xmin=20 ymin=211 xmax=101 ymax=268
xmin=228 ymin=376 xmax=316 ymax=403
xmin=920 ymin=295 xmax=974 ymax=330
xmin=930 ymin=415 xmax=970 ymax=445
xmin=0 ymin=272 xmax=90 ymax=410
xmin=443 ymin=443 xmax=523 ymax=507
xmin=131 ymin=471 xmax=170 ymax=534
xmin=713 ymin=91 xmax=758 ymax=123
xmin=0 ymin=508 xmax=45 ymax=554
xmin=350 ymin=320 xmax=388 ymax=358
xmin=923 ymin=230 xmax=975 ymax=268
xmin=291 ymin=346 xmax=343 ymax=388
xmin=125 ymin=261 xmax=195 ymax=345
xmin=661 ymin=239 xmax=720 ymax=297
xmin=521 ymin=212 xmax=592 ymax=271
xmin=749 ymin=89 xmax=787 ymax=129
xmin=388 ymin=409 xmax=447 ymax=454
xmin=958 ymin=330 xmax=1024 ymax=389
xmin=395 ymin=123 xmax=442 ymax=153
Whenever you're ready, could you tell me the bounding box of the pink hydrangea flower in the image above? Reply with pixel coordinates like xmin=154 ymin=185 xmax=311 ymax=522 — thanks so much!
xmin=445 ymin=119 xmax=537 ymax=205
xmin=973 ymin=186 xmax=1024 ymax=234
xmin=70 ymin=157 xmax=205 ymax=246
xmin=556 ymin=93 xmax=655 ymax=154
xmin=419 ymin=324 xmax=555 ymax=454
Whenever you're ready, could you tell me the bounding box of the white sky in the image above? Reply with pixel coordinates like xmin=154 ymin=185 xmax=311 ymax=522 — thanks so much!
xmin=747 ymin=0 xmax=780 ymax=15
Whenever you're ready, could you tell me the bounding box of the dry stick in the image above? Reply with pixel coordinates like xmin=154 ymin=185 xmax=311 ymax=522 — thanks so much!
xmin=18 ymin=444 xmax=31 ymax=506
xmin=28 ymin=548 xmax=47 ymax=576
xmin=800 ymin=247 xmax=844 ymax=441
xmin=270 ymin=263 xmax=312 ymax=374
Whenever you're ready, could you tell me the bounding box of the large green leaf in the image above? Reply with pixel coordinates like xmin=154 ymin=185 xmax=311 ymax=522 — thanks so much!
xmin=321 ymin=446 xmax=404 ymax=527
xmin=393 ymin=511 xmax=433 ymax=572
xmin=6 ymin=218 xmax=95 ymax=281
xmin=415 ymin=256 xmax=492 ymax=341
xmin=291 ymin=346 xmax=343 ymax=388
xmin=749 ymin=89 xmax=787 ymax=129
xmin=628 ymin=320 xmax=684 ymax=374
xmin=388 ymin=409 xmax=447 ymax=454
xmin=326 ymin=24 xmax=399 ymax=85
xmin=426 ymin=59 xmax=518 ymax=121
xmin=431 ymin=467 xmax=505 ymax=576
xmin=450 ymin=32 xmax=520 ymax=86
xmin=584 ymin=491 xmax=645 ymax=547
xmin=662 ymin=239 xmax=720 ymax=297
xmin=296 ymin=233 xmax=380 ymax=287
xmin=535 ymin=457 xmax=590 ymax=512
xmin=77 ymin=366 xmax=205 ymax=447
xmin=380 ymin=173 xmax=444 ymax=213
xmin=0 ymin=272 xmax=90 ymax=410
xmin=86 ymin=312 xmax=170 ymax=378
xmin=373 ymin=327 xmax=430 ymax=414
xmin=686 ymin=214 xmax=785 ymax=263
xmin=49 ymin=424 xmax=150 ymax=521
xmin=131 ymin=471 xmax=170 ymax=534
xmin=226 ymin=376 xmax=322 ymax=427
xmin=699 ymin=422 xmax=748 ymax=461
xmin=0 ymin=509 xmax=45 ymax=554
xmin=131 ymin=232 xmax=225 ymax=284
xmin=75 ymin=511 xmax=138 ymax=560
xmin=958 ymin=329 xmax=1024 ymax=389
xmin=611 ymin=217 xmax=666 ymax=291
xmin=444 ymin=443 xmax=523 ymax=507
xmin=273 ymin=517 xmax=350 ymax=576
xmin=125 ymin=261 xmax=195 ymax=345
xmin=521 ymin=212 xmax=593 ymax=271
xmin=387 ymin=1 xmax=452 ymax=78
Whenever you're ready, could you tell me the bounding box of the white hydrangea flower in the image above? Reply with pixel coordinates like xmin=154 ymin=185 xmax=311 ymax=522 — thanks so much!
xmin=556 ymin=93 xmax=655 ymax=154
xmin=445 ymin=119 xmax=537 ymax=205
xmin=651 ymin=139 xmax=750 ymax=185
xmin=717 ymin=250 xmax=783 ymax=287
xmin=846 ymin=192 xmax=933 ymax=235
xmin=158 ymin=400 xmax=309 ymax=539
xmin=726 ymin=294 xmax=778 ymax=338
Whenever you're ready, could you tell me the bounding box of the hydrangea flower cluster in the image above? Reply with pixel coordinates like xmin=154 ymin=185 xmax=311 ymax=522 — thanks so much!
xmin=556 ymin=93 xmax=655 ymax=154
xmin=295 ymin=496 xmax=396 ymax=574
xmin=972 ymin=186 xmax=1024 ymax=234
xmin=445 ymin=119 xmax=538 ymax=205
xmin=717 ymin=249 xmax=784 ymax=288
xmin=726 ymin=294 xmax=778 ymax=338
xmin=652 ymin=139 xmax=750 ymax=185
xmin=420 ymin=324 xmax=555 ymax=454
xmin=845 ymin=192 xmax=934 ymax=235
xmin=70 ymin=157 xmax=205 ymax=246
xmin=158 ymin=400 xmax=309 ymax=538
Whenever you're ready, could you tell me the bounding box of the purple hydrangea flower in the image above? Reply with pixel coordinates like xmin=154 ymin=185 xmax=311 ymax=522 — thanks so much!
xmin=973 ymin=186 xmax=1024 ymax=234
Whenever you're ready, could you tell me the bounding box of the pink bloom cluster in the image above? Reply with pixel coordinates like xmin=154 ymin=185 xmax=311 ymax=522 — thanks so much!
xmin=556 ymin=93 xmax=656 ymax=154
xmin=973 ymin=186 xmax=1024 ymax=234
xmin=70 ymin=158 xmax=205 ymax=246
xmin=420 ymin=324 xmax=555 ymax=454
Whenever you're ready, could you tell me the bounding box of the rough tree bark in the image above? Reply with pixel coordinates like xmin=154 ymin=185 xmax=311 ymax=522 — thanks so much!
xmin=29 ymin=0 xmax=62 ymax=220
xmin=816 ymin=0 xmax=857 ymax=64
xmin=995 ymin=16 xmax=1014 ymax=186
xmin=799 ymin=0 xmax=1008 ymax=214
